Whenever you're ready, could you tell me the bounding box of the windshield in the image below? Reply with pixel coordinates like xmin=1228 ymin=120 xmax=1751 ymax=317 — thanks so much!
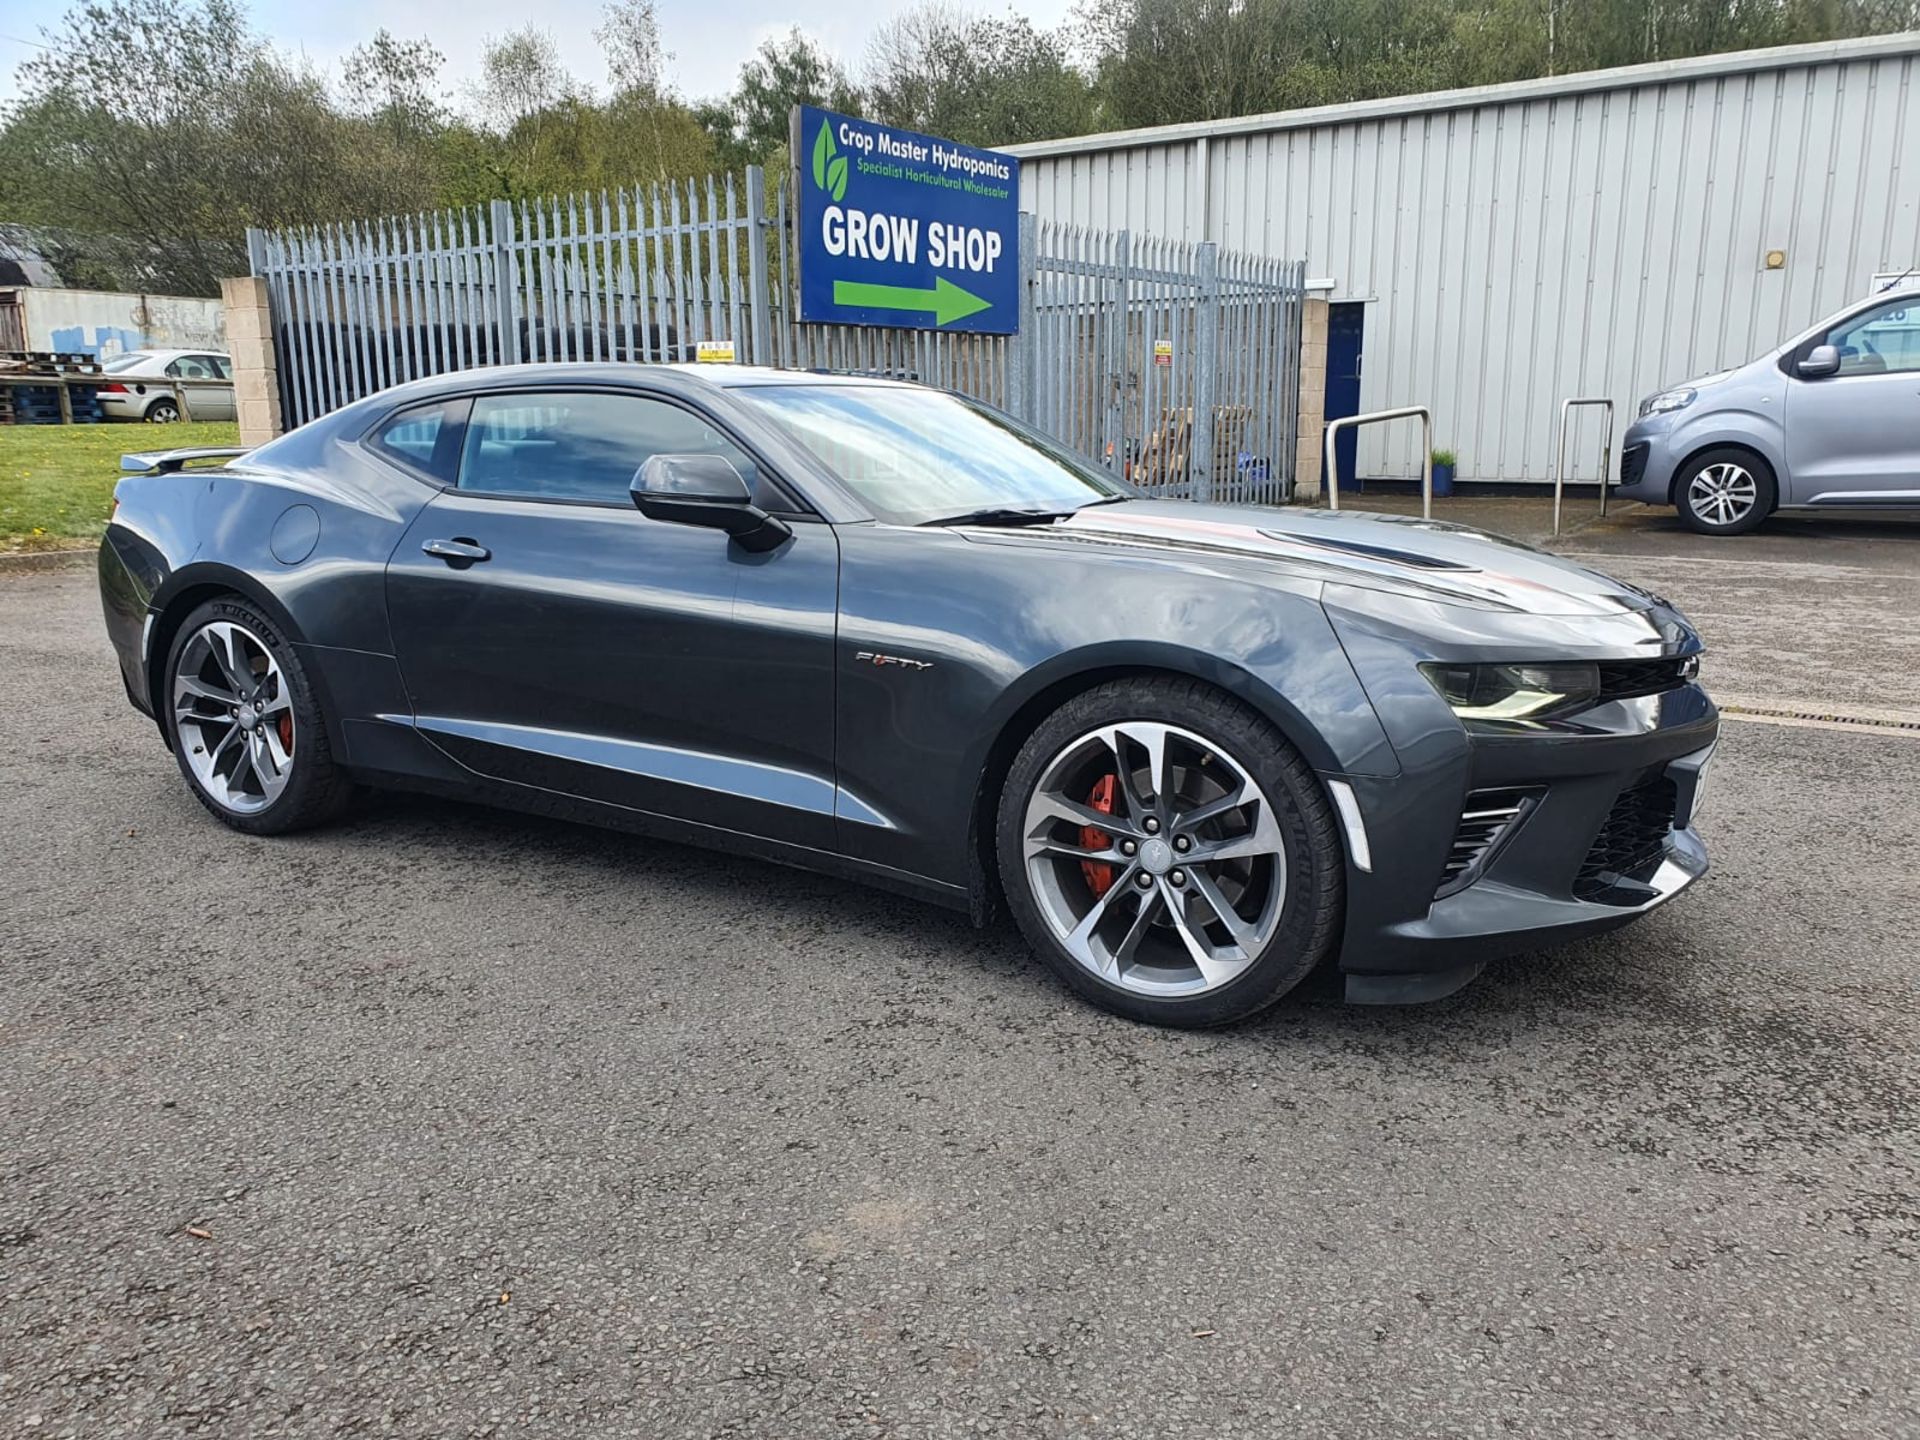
xmin=731 ymin=384 xmax=1132 ymax=525
xmin=103 ymin=352 xmax=153 ymax=373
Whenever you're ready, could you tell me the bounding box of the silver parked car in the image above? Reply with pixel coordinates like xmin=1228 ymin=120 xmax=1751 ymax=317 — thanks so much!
xmin=1617 ymin=285 xmax=1920 ymax=534
xmin=98 ymin=349 xmax=236 ymax=423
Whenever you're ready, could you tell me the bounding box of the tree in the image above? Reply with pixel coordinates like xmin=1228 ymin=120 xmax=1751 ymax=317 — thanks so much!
xmin=1079 ymin=0 xmax=1910 ymax=129
xmin=0 ymin=0 xmax=1909 ymax=300
xmin=471 ymin=27 xmax=579 ymax=135
xmin=342 ymin=30 xmax=446 ymax=138
xmin=866 ymin=3 xmax=1095 ymax=146
xmin=697 ymin=29 xmax=863 ymax=170
xmin=0 ymin=0 xmax=433 ymax=293
xmin=598 ymin=0 xmax=669 ymax=101
xmin=442 ymin=21 xmax=714 ymax=201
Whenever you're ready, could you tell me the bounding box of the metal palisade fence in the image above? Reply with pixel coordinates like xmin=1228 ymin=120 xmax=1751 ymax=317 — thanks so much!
xmin=249 ymin=164 xmax=1304 ymax=503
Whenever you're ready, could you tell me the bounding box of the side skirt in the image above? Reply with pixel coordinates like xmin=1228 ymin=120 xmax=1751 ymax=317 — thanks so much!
xmin=344 ymin=762 xmax=974 ymax=917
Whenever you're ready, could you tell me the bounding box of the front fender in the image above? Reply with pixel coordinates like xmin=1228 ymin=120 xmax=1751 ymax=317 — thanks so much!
xmin=974 ymin=632 xmax=1399 ymax=785
xmin=1660 ymin=403 xmax=1787 ymax=498
xmin=832 ymin=523 xmax=1400 ymax=889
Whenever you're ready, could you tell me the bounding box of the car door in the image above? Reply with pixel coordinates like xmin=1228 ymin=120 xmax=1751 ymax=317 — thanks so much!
xmin=1784 ymin=296 xmax=1920 ymax=504
xmin=201 ymin=354 xmax=238 ymax=420
xmin=382 ymin=386 xmax=842 ymax=851
xmin=162 ymin=354 xmax=235 ymax=421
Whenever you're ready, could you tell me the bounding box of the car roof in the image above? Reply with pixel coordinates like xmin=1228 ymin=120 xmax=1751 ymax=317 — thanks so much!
xmin=667 ymin=364 xmax=919 ymax=390
xmin=112 ymin=348 xmax=230 ymax=363
xmin=363 ymin=361 xmax=925 ymax=407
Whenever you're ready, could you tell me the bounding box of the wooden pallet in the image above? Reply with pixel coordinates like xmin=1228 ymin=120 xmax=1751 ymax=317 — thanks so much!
xmin=0 ymin=350 xmax=105 ymax=378
xmin=0 ymin=375 xmax=107 ymax=425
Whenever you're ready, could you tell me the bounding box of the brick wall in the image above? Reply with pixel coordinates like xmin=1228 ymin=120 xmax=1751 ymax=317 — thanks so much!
xmin=220 ymin=277 xmax=283 ymax=447
xmin=1293 ymin=293 xmax=1329 ymax=499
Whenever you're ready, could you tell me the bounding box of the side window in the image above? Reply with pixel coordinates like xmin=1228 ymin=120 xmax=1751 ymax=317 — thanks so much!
xmin=203 ymin=355 xmax=234 ymax=380
xmin=369 ymin=398 xmax=468 ymax=484
xmin=167 ymin=355 xmax=215 ymax=380
xmin=1829 ymin=299 xmax=1920 ymax=376
xmin=456 ymin=391 xmax=768 ymax=505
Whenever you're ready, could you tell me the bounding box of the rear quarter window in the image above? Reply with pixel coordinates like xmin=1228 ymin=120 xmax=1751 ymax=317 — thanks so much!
xmin=367 ymin=398 xmax=470 ymax=485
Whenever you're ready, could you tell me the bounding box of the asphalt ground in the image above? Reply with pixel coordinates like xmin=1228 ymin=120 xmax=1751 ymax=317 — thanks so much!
xmin=4 ymin=514 xmax=1918 ymax=1437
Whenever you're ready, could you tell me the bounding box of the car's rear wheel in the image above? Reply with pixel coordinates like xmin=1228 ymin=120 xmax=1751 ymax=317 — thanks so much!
xmin=996 ymin=677 xmax=1343 ymax=1027
xmin=164 ymin=596 xmax=352 ymax=834
xmin=145 ymin=397 xmax=182 ymax=423
xmin=1676 ymin=447 xmax=1775 ymax=535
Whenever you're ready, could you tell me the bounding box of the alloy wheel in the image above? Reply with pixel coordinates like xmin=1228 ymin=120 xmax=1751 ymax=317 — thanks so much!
xmin=1686 ymin=462 xmax=1757 ymax=527
xmin=172 ymin=620 xmax=295 ymax=814
xmin=1022 ymin=722 xmax=1289 ymax=996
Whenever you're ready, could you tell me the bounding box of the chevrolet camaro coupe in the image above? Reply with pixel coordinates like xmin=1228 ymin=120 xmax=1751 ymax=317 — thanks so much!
xmin=99 ymin=365 xmax=1718 ymax=1026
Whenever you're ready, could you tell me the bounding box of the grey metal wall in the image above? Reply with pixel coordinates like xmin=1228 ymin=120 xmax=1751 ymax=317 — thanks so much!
xmin=1012 ymin=34 xmax=1920 ymax=485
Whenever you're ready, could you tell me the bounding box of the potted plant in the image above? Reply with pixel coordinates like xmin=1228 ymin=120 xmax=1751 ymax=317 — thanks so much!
xmin=1430 ymin=448 xmax=1457 ymax=497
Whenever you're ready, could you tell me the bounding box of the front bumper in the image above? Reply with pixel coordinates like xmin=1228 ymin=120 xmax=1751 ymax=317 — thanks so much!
xmin=1336 ymin=726 xmax=1713 ymax=1001
xmin=1323 ymin=584 xmax=1718 ymax=1000
xmin=1615 ymin=414 xmax=1681 ymax=504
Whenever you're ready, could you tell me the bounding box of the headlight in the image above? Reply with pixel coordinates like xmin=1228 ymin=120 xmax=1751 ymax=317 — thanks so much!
xmin=1638 ymin=387 xmax=1696 ymax=416
xmin=1421 ymin=662 xmax=1600 ymax=723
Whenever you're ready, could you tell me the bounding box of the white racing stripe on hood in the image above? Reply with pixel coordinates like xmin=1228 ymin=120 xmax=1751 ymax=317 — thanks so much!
xmin=1030 ymin=505 xmax=1655 ymax=617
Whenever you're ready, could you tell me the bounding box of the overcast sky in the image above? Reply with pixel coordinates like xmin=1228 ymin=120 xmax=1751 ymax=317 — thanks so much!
xmin=0 ymin=0 xmax=1079 ymax=108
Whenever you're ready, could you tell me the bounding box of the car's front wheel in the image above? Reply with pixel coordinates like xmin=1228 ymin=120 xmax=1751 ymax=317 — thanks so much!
xmin=164 ymin=596 xmax=352 ymax=834
xmin=996 ymin=678 xmax=1344 ymax=1027
xmin=1676 ymin=447 xmax=1775 ymax=535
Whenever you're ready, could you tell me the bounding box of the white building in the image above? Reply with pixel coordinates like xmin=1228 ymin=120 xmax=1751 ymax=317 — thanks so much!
xmin=1009 ymin=33 xmax=1920 ymax=487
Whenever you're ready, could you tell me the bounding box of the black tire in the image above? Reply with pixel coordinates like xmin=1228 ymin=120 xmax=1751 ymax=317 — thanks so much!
xmin=995 ymin=677 xmax=1344 ymax=1027
xmin=145 ymin=396 xmax=182 ymax=423
xmin=163 ymin=595 xmax=353 ymax=835
xmin=1675 ymin=446 xmax=1775 ymax=535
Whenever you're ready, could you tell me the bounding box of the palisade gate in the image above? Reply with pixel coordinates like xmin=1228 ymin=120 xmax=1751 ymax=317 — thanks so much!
xmin=249 ymin=164 xmax=1306 ymax=504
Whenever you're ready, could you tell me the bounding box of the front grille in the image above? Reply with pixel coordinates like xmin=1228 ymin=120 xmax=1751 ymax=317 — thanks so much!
xmin=1574 ymin=773 xmax=1678 ymax=903
xmin=1620 ymin=442 xmax=1649 ymax=488
xmin=1596 ymin=657 xmax=1693 ymax=702
xmin=1435 ymin=787 xmax=1534 ymax=898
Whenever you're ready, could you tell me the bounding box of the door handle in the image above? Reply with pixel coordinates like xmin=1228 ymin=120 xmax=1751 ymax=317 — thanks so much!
xmin=422 ymin=537 xmax=491 ymax=568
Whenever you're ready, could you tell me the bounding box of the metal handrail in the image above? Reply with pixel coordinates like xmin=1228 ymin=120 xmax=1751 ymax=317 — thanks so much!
xmin=1551 ymin=397 xmax=1616 ymax=536
xmin=1323 ymin=405 xmax=1434 ymax=519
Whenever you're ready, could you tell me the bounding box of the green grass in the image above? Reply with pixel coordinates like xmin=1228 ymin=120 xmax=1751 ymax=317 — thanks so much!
xmin=0 ymin=421 xmax=241 ymax=551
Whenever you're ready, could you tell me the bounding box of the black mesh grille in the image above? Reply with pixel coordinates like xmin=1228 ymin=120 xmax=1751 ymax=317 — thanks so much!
xmin=1575 ymin=774 xmax=1678 ymax=902
xmin=1435 ymin=788 xmax=1534 ymax=899
xmin=1620 ymin=442 xmax=1649 ymax=489
xmin=1596 ymin=657 xmax=1692 ymax=702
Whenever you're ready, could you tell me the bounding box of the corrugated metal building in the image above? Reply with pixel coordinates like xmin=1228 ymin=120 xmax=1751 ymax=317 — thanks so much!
xmin=1008 ymin=33 xmax=1920 ymax=486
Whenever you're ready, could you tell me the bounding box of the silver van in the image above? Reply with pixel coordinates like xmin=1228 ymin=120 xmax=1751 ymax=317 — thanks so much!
xmin=1617 ymin=284 xmax=1920 ymax=534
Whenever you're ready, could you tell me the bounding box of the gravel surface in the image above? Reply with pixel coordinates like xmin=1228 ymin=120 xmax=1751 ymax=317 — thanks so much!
xmin=3 ymin=565 xmax=1916 ymax=1439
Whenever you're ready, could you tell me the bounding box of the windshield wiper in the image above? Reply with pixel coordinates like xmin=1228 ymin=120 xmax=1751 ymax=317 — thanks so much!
xmin=921 ymin=506 xmax=1078 ymax=528
xmin=922 ymin=496 xmax=1129 ymax=528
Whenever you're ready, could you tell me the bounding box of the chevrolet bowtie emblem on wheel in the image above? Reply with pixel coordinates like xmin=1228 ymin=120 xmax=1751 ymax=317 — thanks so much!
xmin=856 ymin=650 xmax=933 ymax=671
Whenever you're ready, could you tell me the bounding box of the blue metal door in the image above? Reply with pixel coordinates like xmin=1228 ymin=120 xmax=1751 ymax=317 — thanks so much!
xmin=1324 ymin=302 xmax=1365 ymax=492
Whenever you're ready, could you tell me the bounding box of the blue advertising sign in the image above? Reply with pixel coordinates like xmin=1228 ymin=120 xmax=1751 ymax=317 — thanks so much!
xmin=794 ymin=105 xmax=1021 ymax=334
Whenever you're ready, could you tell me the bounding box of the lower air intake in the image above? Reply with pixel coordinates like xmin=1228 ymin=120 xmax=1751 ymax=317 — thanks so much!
xmin=1575 ymin=773 xmax=1679 ymax=903
xmin=1435 ymin=788 xmax=1534 ymax=899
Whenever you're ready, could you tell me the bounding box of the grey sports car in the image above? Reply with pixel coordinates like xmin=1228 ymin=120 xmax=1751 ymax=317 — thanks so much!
xmin=99 ymin=365 xmax=1718 ymax=1026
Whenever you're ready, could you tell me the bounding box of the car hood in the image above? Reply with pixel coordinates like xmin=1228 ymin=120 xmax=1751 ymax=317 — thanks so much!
xmin=1661 ymin=367 xmax=1736 ymax=392
xmin=967 ymin=500 xmax=1662 ymax=617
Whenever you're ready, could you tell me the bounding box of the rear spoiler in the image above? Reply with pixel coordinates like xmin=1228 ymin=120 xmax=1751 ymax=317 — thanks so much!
xmin=120 ymin=446 xmax=253 ymax=475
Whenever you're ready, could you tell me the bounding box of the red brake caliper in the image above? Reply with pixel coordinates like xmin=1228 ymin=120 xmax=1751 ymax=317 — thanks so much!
xmin=1080 ymin=773 xmax=1119 ymax=898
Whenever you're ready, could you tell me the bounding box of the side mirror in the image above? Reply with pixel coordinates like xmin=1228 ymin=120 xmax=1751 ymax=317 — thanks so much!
xmin=1798 ymin=343 xmax=1841 ymax=378
xmin=630 ymin=454 xmax=790 ymax=552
